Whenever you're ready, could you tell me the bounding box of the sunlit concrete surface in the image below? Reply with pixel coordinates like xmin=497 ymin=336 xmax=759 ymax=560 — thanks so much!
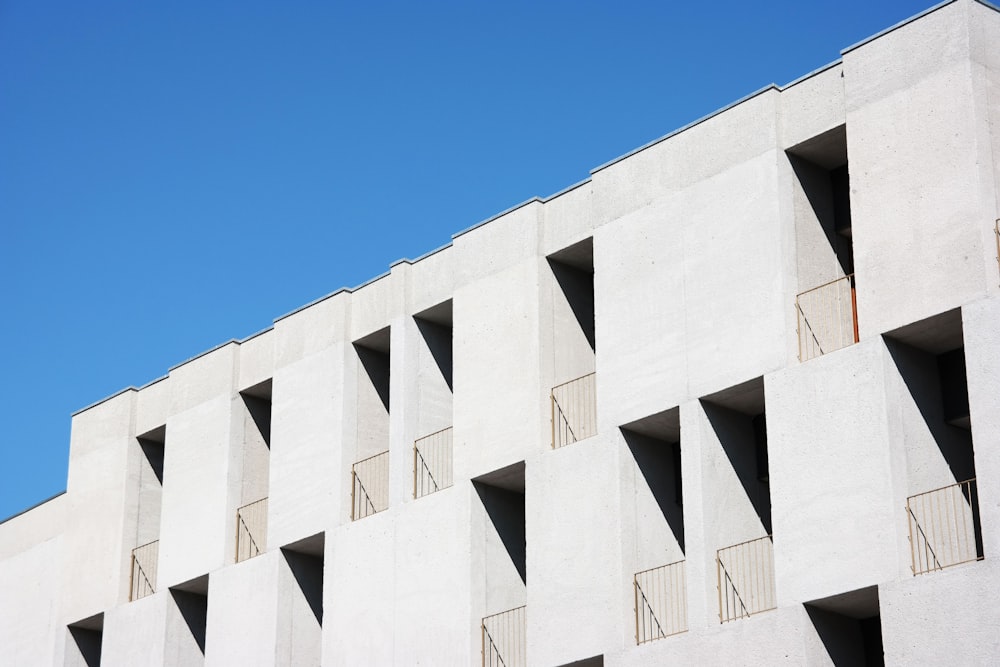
xmin=2 ymin=1 xmax=999 ymax=664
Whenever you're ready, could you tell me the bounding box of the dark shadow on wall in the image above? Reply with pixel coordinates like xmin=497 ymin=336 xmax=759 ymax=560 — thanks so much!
xmin=884 ymin=339 xmax=975 ymax=483
xmin=702 ymin=402 xmax=772 ymax=535
xmin=68 ymin=627 xmax=103 ymax=667
xmin=242 ymin=394 xmax=272 ymax=449
xmin=171 ymin=590 xmax=208 ymax=655
xmin=622 ymin=429 xmax=685 ymax=553
xmin=138 ymin=437 xmax=165 ymax=485
xmin=284 ymin=549 xmax=324 ymax=625
xmin=548 ymin=259 xmax=596 ymax=352
xmin=356 ymin=345 xmax=391 ymax=411
xmin=474 ymin=482 xmax=527 ymax=584
xmin=806 ymin=605 xmax=884 ymax=667
xmin=788 ymin=155 xmax=855 ymax=277
xmin=415 ymin=317 xmax=453 ymax=391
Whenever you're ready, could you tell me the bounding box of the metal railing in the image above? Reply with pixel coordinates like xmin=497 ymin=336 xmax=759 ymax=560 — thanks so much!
xmin=351 ymin=450 xmax=389 ymax=520
xmin=551 ymin=372 xmax=597 ymax=449
xmin=236 ymin=497 xmax=268 ymax=563
xmin=717 ymin=535 xmax=776 ymax=623
xmin=634 ymin=560 xmax=687 ymax=644
xmin=907 ymin=478 xmax=982 ymax=575
xmin=129 ymin=540 xmax=159 ymax=601
xmin=994 ymin=219 xmax=999 ymax=286
xmin=413 ymin=427 xmax=453 ymax=499
xmin=796 ymin=274 xmax=858 ymax=362
xmin=482 ymin=605 xmax=526 ymax=667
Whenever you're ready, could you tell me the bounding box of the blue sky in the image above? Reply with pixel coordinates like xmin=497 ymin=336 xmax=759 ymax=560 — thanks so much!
xmin=0 ymin=0 xmax=933 ymax=519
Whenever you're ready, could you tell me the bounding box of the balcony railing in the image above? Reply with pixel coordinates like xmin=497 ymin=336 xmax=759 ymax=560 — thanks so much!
xmin=413 ymin=427 xmax=453 ymax=499
xmin=717 ymin=535 xmax=776 ymax=623
xmin=796 ymin=274 xmax=858 ymax=362
xmin=236 ymin=497 xmax=268 ymax=563
xmin=634 ymin=560 xmax=687 ymax=644
xmin=129 ymin=540 xmax=159 ymax=602
xmin=907 ymin=478 xmax=983 ymax=576
xmin=551 ymin=372 xmax=597 ymax=449
xmin=994 ymin=219 xmax=999 ymax=285
xmin=352 ymin=450 xmax=389 ymax=521
xmin=482 ymin=605 xmax=526 ymax=667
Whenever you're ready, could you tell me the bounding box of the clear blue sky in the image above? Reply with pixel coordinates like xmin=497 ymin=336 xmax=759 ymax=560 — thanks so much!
xmin=0 ymin=0 xmax=932 ymax=520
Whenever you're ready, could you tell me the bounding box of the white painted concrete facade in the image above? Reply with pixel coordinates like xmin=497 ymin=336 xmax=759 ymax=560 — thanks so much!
xmin=2 ymin=2 xmax=1000 ymax=664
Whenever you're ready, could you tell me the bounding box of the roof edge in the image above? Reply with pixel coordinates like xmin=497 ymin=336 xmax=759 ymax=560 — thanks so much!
xmin=0 ymin=490 xmax=66 ymax=526
xmin=778 ymin=59 xmax=843 ymax=91
xmin=590 ymin=84 xmax=780 ymax=175
xmin=840 ymin=0 xmax=959 ymax=55
xmin=452 ymin=197 xmax=544 ymax=240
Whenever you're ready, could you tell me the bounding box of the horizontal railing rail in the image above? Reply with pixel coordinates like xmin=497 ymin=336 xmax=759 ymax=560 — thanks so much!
xmin=482 ymin=605 xmax=526 ymax=667
xmin=414 ymin=427 xmax=454 ymax=499
xmin=130 ymin=540 xmax=159 ymax=602
xmin=352 ymin=450 xmax=390 ymax=521
xmin=551 ymin=372 xmax=597 ymax=449
xmin=236 ymin=496 xmax=268 ymax=563
xmin=634 ymin=560 xmax=687 ymax=644
xmin=717 ymin=535 xmax=775 ymax=623
xmin=907 ymin=478 xmax=982 ymax=575
xmin=796 ymin=273 xmax=858 ymax=362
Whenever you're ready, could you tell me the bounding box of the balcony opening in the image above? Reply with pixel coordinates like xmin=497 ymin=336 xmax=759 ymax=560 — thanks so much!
xmin=474 ymin=463 xmax=526 ymax=584
xmin=885 ymin=309 xmax=983 ymax=574
xmin=414 ymin=300 xmax=453 ymax=498
xmin=701 ymin=378 xmax=775 ymax=622
xmin=805 ymin=587 xmax=883 ymax=667
xmin=131 ymin=425 xmax=165 ymax=601
xmin=65 ymin=614 xmax=103 ymax=667
xmin=548 ymin=238 xmax=597 ymax=448
xmin=352 ymin=328 xmax=391 ymax=520
xmin=235 ymin=380 xmax=271 ymax=562
xmin=279 ymin=533 xmax=324 ymax=666
xmin=788 ymin=126 xmax=858 ymax=361
xmin=556 ymin=657 xmax=603 ymax=667
xmin=168 ymin=576 xmax=208 ymax=663
xmin=474 ymin=462 xmax=527 ymax=666
xmin=621 ymin=408 xmax=687 ymax=643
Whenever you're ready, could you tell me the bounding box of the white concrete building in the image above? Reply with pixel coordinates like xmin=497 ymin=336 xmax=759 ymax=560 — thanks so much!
xmin=3 ymin=1 xmax=1000 ymax=665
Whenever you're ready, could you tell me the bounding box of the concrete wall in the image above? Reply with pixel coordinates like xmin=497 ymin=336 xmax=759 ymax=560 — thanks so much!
xmin=846 ymin=0 xmax=996 ymax=337
xmin=529 ymin=435 xmax=621 ymax=666
xmin=768 ymin=340 xmax=897 ymax=605
xmin=270 ymin=295 xmax=345 ymax=545
xmin=3 ymin=3 xmax=1000 ymax=665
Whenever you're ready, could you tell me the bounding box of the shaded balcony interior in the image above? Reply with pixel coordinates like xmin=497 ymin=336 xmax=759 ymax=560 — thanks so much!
xmin=354 ymin=326 xmax=391 ymax=460
xmin=130 ymin=424 xmax=165 ymax=601
xmin=884 ymin=309 xmax=983 ymax=573
xmin=351 ymin=328 xmax=391 ymax=520
xmin=278 ymin=533 xmax=325 ymax=666
xmin=66 ymin=613 xmax=103 ymax=667
xmin=413 ymin=300 xmax=454 ymax=498
xmin=806 ymin=586 xmax=884 ymax=667
xmin=235 ymin=379 xmax=271 ymax=561
xmin=475 ymin=462 xmax=526 ymax=667
xmin=788 ymin=126 xmax=858 ymax=360
xmin=135 ymin=425 xmax=166 ymax=548
xmin=621 ymin=407 xmax=688 ymax=643
xmin=168 ymin=575 xmax=209 ymax=664
xmin=701 ymin=378 xmax=776 ymax=622
xmin=548 ymin=238 xmax=597 ymax=448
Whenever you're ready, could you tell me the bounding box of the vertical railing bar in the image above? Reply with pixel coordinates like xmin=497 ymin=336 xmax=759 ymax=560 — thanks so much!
xmin=963 ymin=481 xmax=973 ymax=562
xmin=907 ymin=497 xmax=916 ymax=573
xmin=633 ymin=574 xmax=639 ymax=644
xmin=716 ymin=552 xmax=723 ymax=623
